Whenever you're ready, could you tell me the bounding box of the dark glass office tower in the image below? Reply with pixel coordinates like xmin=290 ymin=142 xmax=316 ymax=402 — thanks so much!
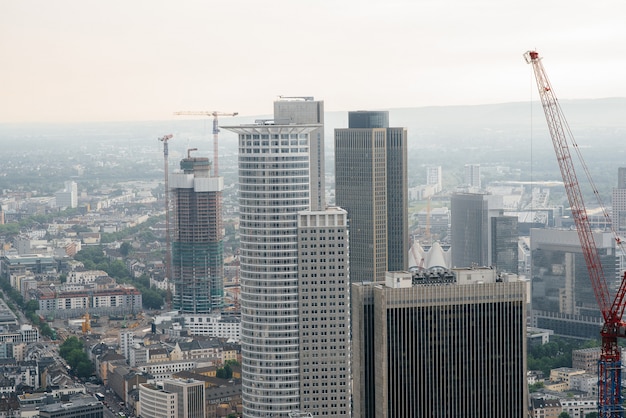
xmin=334 ymin=111 xmax=408 ymax=282
xmin=352 ymin=272 xmax=528 ymax=418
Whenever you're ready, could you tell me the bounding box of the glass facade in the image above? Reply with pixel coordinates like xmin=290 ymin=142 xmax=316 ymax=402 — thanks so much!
xmin=530 ymin=228 xmax=619 ymax=338
xmin=352 ymin=280 xmax=528 ymax=418
xmin=334 ymin=111 xmax=408 ymax=282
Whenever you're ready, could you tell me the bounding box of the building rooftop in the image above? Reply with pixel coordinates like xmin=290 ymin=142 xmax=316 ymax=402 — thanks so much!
xmin=39 ymin=395 xmax=102 ymax=413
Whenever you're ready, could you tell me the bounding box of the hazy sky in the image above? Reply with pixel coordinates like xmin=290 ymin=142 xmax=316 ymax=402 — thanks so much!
xmin=3 ymin=0 xmax=626 ymax=123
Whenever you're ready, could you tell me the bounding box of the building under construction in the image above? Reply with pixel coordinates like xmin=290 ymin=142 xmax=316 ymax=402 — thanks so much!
xmin=170 ymin=152 xmax=224 ymax=313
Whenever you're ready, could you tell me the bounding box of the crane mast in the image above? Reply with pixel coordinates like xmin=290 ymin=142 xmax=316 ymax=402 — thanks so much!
xmin=173 ymin=111 xmax=238 ymax=177
xmin=525 ymin=50 xmax=626 ymax=418
xmin=158 ymin=134 xmax=174 ymax=310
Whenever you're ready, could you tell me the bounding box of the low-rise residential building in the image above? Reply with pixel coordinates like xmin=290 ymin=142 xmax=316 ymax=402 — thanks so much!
xmin=137 ymin=361 xmax=211 ymax=381
xmin=66 ymin=270 xmax=108 ymax=285
xmin=182 ymin=314 xmax=240 ymax=341
xmin=36 ymin=285 xmax=141 ymax=319
xmin=572 ymin=347 xmax=602 ymax=373
xmin=549 ymin=367 xmax=586 ymax=389
xmin=560 ymin=399 xmax=597 ymax=418
xmin=530 ymin=398 xmax=562 ymax=418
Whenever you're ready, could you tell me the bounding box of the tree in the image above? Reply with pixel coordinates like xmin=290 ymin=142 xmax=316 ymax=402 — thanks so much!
xmin=119 ymin=242 xmax=132 ymax=257
xmin=559 ymin=412 xmax=572 ymax=418
xmin=24 ymin=300 xmax=39 ymax=314
xmin=217 ymin=364 xmax=233 ymax=379
xmin=585 ymin=413 xmax=599 ymax=418
xmin=59 ymin=337 xmax=93 ymax=378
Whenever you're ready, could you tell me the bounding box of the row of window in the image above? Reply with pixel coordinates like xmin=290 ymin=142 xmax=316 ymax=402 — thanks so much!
xmin=240 ymin=133 xmax=308 ymax=140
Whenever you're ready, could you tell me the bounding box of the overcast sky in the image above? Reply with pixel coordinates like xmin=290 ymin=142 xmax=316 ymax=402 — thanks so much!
xmin=3 ymin=0 xmax=626 ymax=123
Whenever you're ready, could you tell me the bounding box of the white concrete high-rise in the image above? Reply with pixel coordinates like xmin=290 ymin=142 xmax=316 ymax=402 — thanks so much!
xmin=297 ymin=207 xmax=351 ymax=416
xmin=55 ymin=180 xmax=78 ymax=209
xmin=464 ymin=164 xmax=481 ymax=189
xmin=119 ymin=332 xmax=134 ymax=362
xmin=224 ymin=120 xmax=318 ymax=417
xmin=426 ymin=166 xmax=442 ymax=193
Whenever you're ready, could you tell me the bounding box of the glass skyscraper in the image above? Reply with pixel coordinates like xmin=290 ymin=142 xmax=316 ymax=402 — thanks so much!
xmin=334 ymin=110 xmax=408 ymax=282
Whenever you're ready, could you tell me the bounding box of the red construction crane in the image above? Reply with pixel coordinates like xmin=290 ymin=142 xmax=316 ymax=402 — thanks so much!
xmin=173 ymin=111 xmax=238 ymax=177
xmin=525 ymin=50 xmax=626 ymax=418
xmin=158 ymin=134 xmax=174 ymax=310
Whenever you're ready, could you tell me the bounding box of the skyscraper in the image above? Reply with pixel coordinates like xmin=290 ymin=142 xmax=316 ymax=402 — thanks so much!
xmin=170 ymin=154 xmax=224 ymax=313
xmin=274 ymin=97 xmax=326 ymax=211
xmin=426 ymin=166 xmax=442 ymax=193
xmin=464 ymin=163 xmax=481 ymax=189
xmin=612 ymin=167 xmax=626 ymax=232
xmin=334 ymin=110 xmax=408 ymax=282
xmin=224 ymin=120 xmax=318 ymax=417
xmin=491 ymin=215 xmax=519 ymax=274
xmin=352 ymin=270 xmax=528 ymax=418
xmin=451 ymin=193 xmax=488 ymax=268
xmin=297 ymin=207 xmax=351 ymax=415
xmin=451 ymin=192 xmax=517 ymax=272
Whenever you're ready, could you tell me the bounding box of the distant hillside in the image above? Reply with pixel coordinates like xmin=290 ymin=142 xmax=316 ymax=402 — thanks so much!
xmin=1 ymin=98 xmax=624 ymax=196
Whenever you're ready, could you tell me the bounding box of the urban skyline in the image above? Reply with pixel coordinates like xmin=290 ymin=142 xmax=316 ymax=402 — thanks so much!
xmin=0 ymin=97 xmax=624 ymax=416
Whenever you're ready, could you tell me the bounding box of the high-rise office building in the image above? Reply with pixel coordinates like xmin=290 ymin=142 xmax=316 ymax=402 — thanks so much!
xmin=297 ymin=207 xmax=351 ymax=416
xmin=334 ymin=110 xmax=408 ymax=282
xmin=531 ymin=228 xmax=619 ymax=338
xmin=224 ymin=119 xmax=318 ymax=417
xmin=426 ymin=166 xmax=442 ymax=193
xmin=451 ymin=193 xmax=489 ymax=268
xmin=352 ymin=270 xmax=528 ymax=418
xmin=464 ymin=163 xmax=481 ymax=189
xmin=55 ymin=180 xmax=78 ymax=209
xmin=170 ymin=155 xmax=224 ymax=313
xmin=612 ymin=167 xmax=626 ymax=232
xmin=119 ymin=332 xmax=134 ymax=362
xmin=491 ymin=215 xmax=519 ymax=274
xmin=451 ymin=192 xmax=517 ymax=273
xmin=274 ymin=97 xmax=325 ymax=211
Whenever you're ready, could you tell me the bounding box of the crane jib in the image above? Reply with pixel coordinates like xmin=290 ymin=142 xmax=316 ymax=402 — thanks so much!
xmin=525 ymin=50 xmax=626 ymax=418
